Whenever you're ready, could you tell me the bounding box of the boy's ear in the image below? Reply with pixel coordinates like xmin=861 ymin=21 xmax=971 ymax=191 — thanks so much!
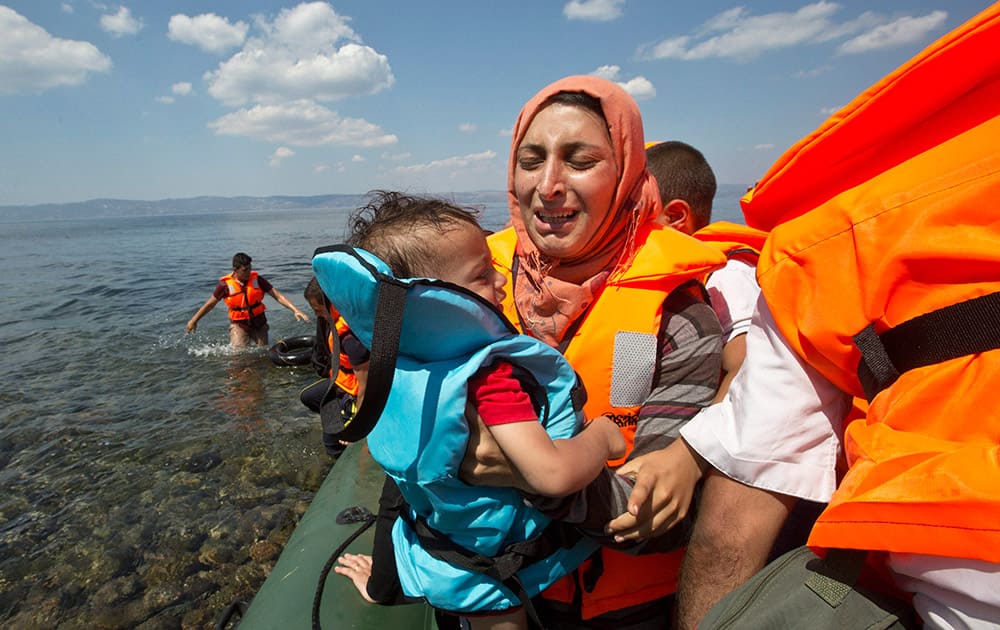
xmin=662 ymin=199 xmax=694 ymax=234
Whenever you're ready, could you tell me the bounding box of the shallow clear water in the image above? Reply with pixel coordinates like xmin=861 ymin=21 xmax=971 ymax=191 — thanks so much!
xmin=0 ymin=202 xmax=510 ymax=628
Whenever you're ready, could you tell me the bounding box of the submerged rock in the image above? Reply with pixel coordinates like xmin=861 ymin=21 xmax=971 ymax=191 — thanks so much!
xmin=181 ymin=452 xmax=222 ymax=473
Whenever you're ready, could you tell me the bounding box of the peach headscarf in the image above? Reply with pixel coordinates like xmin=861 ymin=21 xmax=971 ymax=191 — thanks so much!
xmin=506 ymin=75 xmax=661 ymax=345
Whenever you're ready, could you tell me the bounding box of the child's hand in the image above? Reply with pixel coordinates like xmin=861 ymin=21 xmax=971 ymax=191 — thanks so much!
xmin=604 ymin=438 xmax=706 ymax=542
xmin=588 ymin=416 xmax=626 ymax=460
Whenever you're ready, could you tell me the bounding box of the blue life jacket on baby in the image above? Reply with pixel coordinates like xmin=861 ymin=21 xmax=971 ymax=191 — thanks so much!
xmin=312 ymin=245 xmax=598 ymax=613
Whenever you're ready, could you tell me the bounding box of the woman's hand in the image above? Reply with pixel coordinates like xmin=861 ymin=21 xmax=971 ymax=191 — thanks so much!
xmin=605 ymin=438 xmax=707 ymax=542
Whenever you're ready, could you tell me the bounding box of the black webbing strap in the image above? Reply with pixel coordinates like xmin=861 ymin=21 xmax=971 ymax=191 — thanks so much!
xmin=320 ymin=278 xmax=407 ymax=442
xmin=404 ymin=512 xmax=582 ymax=628
xmin=855 ymin=291 xmax=1000 ymax=401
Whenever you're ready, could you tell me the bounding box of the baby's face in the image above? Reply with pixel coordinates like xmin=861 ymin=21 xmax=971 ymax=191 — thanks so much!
xmin=434 ymin=222 xmax=507 ymax=306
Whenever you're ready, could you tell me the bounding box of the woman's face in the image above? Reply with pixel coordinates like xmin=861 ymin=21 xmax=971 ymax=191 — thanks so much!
xmin=514 ymin=103 xmax=618 ymax=260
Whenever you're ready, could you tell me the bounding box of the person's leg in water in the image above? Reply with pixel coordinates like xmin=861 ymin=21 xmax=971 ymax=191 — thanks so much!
xmin=229 ymin=322 xmax=251 ymax=347
xmin=249 ymin=319 xmax=269 ymax=346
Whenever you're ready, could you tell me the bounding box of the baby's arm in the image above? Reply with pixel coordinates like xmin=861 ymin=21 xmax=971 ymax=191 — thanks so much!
xmin=489 ymin=417 xmax=624 ymax=497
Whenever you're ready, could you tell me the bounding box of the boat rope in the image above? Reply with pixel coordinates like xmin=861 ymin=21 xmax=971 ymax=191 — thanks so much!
xmin=311 ymin=505 xmax=378 ymax=630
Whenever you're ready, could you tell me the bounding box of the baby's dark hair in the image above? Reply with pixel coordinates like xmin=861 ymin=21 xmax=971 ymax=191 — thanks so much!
xmin=347 ymin=190 xmax=483 ymax=278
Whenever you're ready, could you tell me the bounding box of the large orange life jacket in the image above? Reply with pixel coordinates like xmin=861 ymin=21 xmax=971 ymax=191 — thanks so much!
xmin=744 ymin=3 xmax=1000 ymax=562
xmin=221 ymin=271 xmax=266 ymax=322
xmin=693 ymin=221 xmax=767 ymax=268
xmin=489 ymin=223 xmax=725 ymax=619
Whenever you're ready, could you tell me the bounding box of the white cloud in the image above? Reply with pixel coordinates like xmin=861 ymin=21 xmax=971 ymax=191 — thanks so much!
xmin=204 ymin=2 xmax=394 ymax=107
xmin=61 ymin=3 xmax=74 ymax=14
xmin=619 ymin=76 xmax=655 ymax=100
xmin=499 ymin=127 xmax=514 ymax=137
xmin=172 ymin=82 xmax=192 ymax=95
xmin=396 ymin=151 xmax=497 ymax=174
xmin=754 ymin=143 xmax=775 ymax=150
xmin=208 ymin=99 xmax=397 ymax=147
xmin=636 ymin=2 xmax=936 ymax=62
xmin=156 ymin=95 xmax=175 ymax=104
xmin=168 ymin=13 xmax=248 ymax=54
xmin=590 ymin=65 xmax=655 ymax=100
xmin=351 ymin=154 xmax=365 ymax=162
xmin=794 ymin=65 xmax=832 ymax=78
xmin=313 ymin=163 xmax=331 ymax=173
xmin=458 ymin=122 xmax=477 ymax=133
xmin=591 ymin=64 xmax=622 ymax=80
xmin=838 ymin=11 xmax=947 ymax=55
xmin=819 ymin=106 xmax=840 ymax=115
xmin=269 ymin=146 xmax=294 ymax=167
xmin=100 ymin=6 xmax=143 ymax=38
xmin=564 ymin=0 xmax=625 ymax=22
xmin=0 ymin=6 xmax=111 ymax=94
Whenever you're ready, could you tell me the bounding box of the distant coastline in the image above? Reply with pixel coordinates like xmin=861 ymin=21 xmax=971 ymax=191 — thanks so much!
xmin=0 ymin=190 xmax=509 ymax=223
xmin=0 ymin=184 xmax=750 ymax=224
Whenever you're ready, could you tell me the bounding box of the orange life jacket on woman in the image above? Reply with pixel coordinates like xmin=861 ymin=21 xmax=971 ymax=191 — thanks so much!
xmin=745 ymin=3 xmax=1000 ymax=563
xmin=489 ymin=223 xmax=726 ymax=619
xmin=221 ymin=271 xmax=266 ymax=322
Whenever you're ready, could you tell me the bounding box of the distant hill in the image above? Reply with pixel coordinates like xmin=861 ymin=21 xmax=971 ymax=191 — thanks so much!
xmin=0 ymin=191 xmax=509 ymax=222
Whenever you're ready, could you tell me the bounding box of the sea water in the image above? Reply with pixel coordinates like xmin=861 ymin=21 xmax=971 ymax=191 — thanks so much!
xmin=0 ymin=188 xmax=747 ymax=627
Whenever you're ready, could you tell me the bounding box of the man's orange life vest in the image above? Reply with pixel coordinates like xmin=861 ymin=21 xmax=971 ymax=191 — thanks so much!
xmin=744 ymin=3 xmax=1000 ymax=563
xmin=693 ymin=221 xmax=767 ymax=269
xmin=489 ymin=223 xmax=725 ymax=619
xmin=221 ymin=271 xmax=266 ymax=322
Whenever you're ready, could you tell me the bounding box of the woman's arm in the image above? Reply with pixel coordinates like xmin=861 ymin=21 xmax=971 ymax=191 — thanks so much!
xmin=608 ymin=287 xmax=723 ymax=539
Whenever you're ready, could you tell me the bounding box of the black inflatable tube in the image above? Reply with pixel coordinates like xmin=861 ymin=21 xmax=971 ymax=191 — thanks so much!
xmin=268 ymin=335 xmax=315 ymax=367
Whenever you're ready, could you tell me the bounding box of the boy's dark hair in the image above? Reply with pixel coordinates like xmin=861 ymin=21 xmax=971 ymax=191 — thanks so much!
xmin=347 ymin=190 xmax=482 ymax=278
xmin=304 ymin=276 xmax=324 ymax=304
xmin=646 ymin=141 xmax=716 ymax=231
xmin=232 ymin=252 xmax=252 ymax=269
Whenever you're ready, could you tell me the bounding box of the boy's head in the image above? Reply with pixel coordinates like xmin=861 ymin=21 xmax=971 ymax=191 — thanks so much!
xmin=347 ymin=191 xmax=506 ymax=306
xmin=645 ymin=141 xmax=716 ymax=234
xmin=303 ymin=276 xmax=331 ymax=321
xmin=231 ymin=252 xmax=253 ymax=283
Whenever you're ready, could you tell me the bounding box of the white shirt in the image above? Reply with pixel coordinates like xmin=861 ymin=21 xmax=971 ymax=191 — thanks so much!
xmin=706 ymin=258 xmax=758 ymax=343
xmin=681 ymin=294 xmax=848 ymax=503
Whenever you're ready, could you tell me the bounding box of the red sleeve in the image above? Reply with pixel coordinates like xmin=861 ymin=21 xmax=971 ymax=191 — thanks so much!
xmin=468 ymin=361 xmax=539 ymax=427
xmin=212 ymin=281 xmax=228 ymax=300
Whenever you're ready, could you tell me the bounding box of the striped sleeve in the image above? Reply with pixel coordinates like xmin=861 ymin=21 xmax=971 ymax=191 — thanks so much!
xmin=631 ymin=284 xmax=723 ymax=459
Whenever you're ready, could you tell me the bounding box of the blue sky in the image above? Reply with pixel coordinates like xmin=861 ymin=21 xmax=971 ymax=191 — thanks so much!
xmin=0 ymin=1 xmax=992 ymax=205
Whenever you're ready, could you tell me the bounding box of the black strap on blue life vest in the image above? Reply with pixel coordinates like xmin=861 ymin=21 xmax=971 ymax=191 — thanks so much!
xmin=854 ymin=291 xmax=1000 ymax=402
xmin=314 ymin=244 xmax=407 ymax=443
xmin=402 ymin=510 xmax=583 ymax=629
